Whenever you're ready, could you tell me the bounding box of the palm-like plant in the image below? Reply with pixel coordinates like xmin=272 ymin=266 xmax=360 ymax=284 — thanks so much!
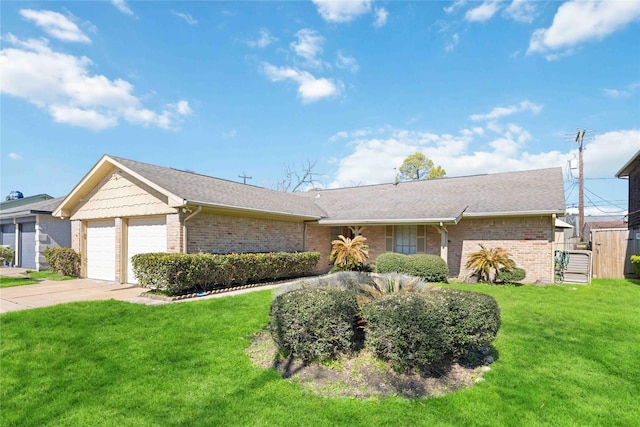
xmin=465 ymin=244 xmax=515 ymax=283
xmin=329 ymin=235 xmax=369 ymax=271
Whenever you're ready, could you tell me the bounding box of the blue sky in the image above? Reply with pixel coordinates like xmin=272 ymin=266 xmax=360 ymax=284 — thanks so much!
xmin=1 ymin=0 xmax=639 ymax=218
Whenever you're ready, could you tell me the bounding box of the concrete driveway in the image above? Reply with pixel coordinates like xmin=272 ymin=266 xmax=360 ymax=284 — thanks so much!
xmin=0 ymin=268 xmax=164 ymax=314
xmin=0 ymin=268 xmax=285 ymax=314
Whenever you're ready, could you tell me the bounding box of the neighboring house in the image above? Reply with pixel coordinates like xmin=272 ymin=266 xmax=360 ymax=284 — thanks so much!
xmin=616 ymin=150 xmax=640 ymax=232
xmin=584 ymin=220 xmax=627 ymax=239
xmin=0 ymin=196 xmax=71 ymax=270
xmin=53 ymin=155 xmax=566 ymax=284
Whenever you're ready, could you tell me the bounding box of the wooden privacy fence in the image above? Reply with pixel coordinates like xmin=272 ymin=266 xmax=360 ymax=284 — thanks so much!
xmin=591 ymin=229 xmax=640 ymax=279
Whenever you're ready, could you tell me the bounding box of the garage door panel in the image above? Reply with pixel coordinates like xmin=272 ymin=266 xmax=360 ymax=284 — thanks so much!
xmin=19 ymin=222 xmax=36 ymax=269
xmin=127 ymin=217 xmax=166 ymax=284
xmin=86 ymin=220 xmax=116 ymax=281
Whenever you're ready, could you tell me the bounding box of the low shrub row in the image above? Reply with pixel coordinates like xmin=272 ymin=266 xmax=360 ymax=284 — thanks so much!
xmin=131 ymin=251 xmax=320 ymax=295
xmin=270 ymin=274 xmax=501 ymax=372
xmin=376 ymin=252 xmax=448 ymax=282
xmin=43 ymin=247 xmax=80 ymax=277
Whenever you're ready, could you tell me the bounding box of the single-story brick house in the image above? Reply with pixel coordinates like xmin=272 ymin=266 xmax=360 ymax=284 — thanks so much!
xmin=1 ymin=195 xmax=71 ymax=270
xmin=53 ymin=155 xmax=566 ymax=284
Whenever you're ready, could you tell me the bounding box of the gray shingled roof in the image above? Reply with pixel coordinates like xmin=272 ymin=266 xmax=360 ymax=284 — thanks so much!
xmin=307 ymin=167 xmax=566 ymax=223
xmin=109 ymin=156 xmax=326 ymax=218
xmin=0 ymin=197 xmax=66 ymax=217
xmin=93 ymin=156 xmax=565 ymax=223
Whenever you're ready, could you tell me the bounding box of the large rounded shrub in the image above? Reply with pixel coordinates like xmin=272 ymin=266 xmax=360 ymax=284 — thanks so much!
xmin=361 ymin=293 xmax=450 ymax=373
xmin=375 ymin=253 xmax=448 ymax=282
xmin=426 ymin=288 xmax=501 ymax=357
xmin=375 ymin=252 xmax=406 ymax=274
xmin=404 ymin=254 xmax=448 ymax=282
xmin=270 ymin=287 xmax=359 ymax=362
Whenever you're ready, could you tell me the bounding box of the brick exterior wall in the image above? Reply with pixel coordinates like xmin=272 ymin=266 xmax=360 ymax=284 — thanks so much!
xmin=114 ymin=218 xmax=122 ymax=282
xmin=71 ymin=220 xmax=81 ymax=253
xmin=308 ymin=216 xmax=555 ymax=282
xmin=186 ymin=212 xmax=304 ymax=254
xmin=166 ymin=212 xmax=183 ymax=253
xmin=448 ymin=216 xmax=555 ymax=283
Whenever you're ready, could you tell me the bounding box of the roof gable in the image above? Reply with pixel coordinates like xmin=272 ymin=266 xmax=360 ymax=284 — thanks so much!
xmin=616 ymin=150 xmax=640 ymax=177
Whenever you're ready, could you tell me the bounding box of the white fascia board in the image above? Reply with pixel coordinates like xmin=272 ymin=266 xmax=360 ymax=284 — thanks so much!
xmin=464 ymin=209 xmax=565 ymax=218
xmin=184 ymin=200 xmax=321 ymax=220
xmin=317 ymin=218 xmax=459 ymax=226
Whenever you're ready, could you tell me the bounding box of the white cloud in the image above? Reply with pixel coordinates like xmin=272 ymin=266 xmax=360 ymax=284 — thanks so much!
xmin=444 ymin=1 xmax=467 ymax=14
xmin=504 ymin=0 xmax=537 ymax=24
xmin=335 ymin=51 xmax=359 ymax=73
xmin=261 ymin=63 xmax=342 ymax=103
xmin=329 ymin=123 xmax=640 ymax=189
xmin=8 ymin=152 xmax=22 ymax=160
xmin=20 ymin=9 xmax=90 ymax=43
xmin=465 ymin=1 xmax=501 ymax=23
xmin=222 ymin=129 xmax=237 ymax=139
xmin=445 ymin=33 xmax=460 ymax=52
xmin=247 ymin=29 xmax=277 ymax=48
xmin=0 ymin=35 xmax=191 ymax=131
xmin=582 ymin=130 xmax=640 ymax=178
xmin=602 ymin=82 xmax=640 ymax=98
xmin=470 ymin=100 xmax=543 ymax=121
xmin=112 ymin=0 xmax=134 ymax=16
xmin=528 ymin=0 xmax=640 ymax=58
xmin=173 ymin=12 xmax=197 ymax=25
xmin=312 ymin=0 xmax=372 ymax=23
xmin=373 ymin=8 xmax=388 ymax=28
xmin=290 ymin=29 xmax=324 ymax=68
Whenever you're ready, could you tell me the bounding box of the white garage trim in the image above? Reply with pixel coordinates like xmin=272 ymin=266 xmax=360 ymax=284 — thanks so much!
xmin=86 ymin=220 xmax=116 ymax=281
xmin=126 ymin=217 xmax=166 ymax=284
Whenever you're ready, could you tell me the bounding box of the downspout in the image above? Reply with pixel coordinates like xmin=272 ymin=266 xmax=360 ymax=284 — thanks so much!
xmin=182 ymin=206 xmax=202 ymax=254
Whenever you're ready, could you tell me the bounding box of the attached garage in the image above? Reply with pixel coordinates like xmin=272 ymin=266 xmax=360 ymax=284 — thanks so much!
xmin=19 ymin=222 xmax=37 ymax=270
xmin=126 ymin=217 xmax=166 ymax=284
xmin=86 ymin=220 xmax=116 ymax=281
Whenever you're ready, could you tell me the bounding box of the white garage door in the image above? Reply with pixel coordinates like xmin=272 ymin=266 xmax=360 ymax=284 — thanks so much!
xmin=127 ymin=217 xmax=166 ymax=284
xmin=86 ymin=220 xmax=116 ymax=281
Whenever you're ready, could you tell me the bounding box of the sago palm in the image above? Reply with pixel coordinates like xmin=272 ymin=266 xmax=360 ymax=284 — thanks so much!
xmin=465 ymin=244 xmax=515 ymax=283
xmin=329 ymin=235 xmax=369 ymax=271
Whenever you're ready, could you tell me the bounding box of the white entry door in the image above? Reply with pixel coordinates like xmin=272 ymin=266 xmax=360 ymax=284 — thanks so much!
xmin=86 ymin=220 xmax=116 ymax=281
xmin=127 ymin=217 xmax=166 ymax=284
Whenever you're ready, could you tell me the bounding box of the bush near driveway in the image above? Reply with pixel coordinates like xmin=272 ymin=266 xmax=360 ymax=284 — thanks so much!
xmin=131 ymin=251 xmax=320 ymax=295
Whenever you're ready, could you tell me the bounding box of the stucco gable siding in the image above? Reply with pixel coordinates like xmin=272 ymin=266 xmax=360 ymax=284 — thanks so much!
xmin=71 ymin=169 xmax=177 ymax=220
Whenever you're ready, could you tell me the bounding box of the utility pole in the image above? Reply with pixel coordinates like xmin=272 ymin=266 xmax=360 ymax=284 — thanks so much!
xmin=576 ymin=129 xmax=585 ymax=241
xmin=238 ymin=172 xmax=252 ymax=185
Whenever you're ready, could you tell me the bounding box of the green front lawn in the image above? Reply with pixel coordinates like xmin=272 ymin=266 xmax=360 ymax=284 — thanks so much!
xmin=1 ymin=279 xmax=639 ymax=426
xmin=0 ymin=271 xmax=75 ymax=288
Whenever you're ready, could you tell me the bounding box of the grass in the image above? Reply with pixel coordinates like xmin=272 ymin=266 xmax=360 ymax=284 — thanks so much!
xmin=0 ymin=271 xmax=75 ymax=288
xmin=1 ymin=279 xmax=639 ymax=426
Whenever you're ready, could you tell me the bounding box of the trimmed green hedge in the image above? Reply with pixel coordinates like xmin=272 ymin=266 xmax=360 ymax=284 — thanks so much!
xmin=497 ymin=266 xmax=527 ymax=284
xmin=270 ymin=287 xmax=359 ymax=362
xmin=131 ymin=251 xmax=320 ymax=295
xmin=43 ymin=247 xmax=80 ymax=277
xmin=375 ymin=252 xmax=448 ymax=282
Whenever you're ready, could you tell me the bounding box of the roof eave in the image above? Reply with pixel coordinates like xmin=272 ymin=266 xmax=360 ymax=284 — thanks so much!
xmin=615 ymin=150 xmax=640 ymax=178
xmin=464 ymin=209 xmax=565 ymax=218
xmin=184 ymin=200 xmax=321 ymax=221
xmin=317 ymin=217 xmax=460 ymax=226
